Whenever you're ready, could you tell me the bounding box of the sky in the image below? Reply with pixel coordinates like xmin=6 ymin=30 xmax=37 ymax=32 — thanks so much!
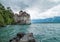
xmin=0 ymin=0 xmax=60 ymax=19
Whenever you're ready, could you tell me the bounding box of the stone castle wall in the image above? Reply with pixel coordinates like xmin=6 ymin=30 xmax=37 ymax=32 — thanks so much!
xmin=14 ymin=11 xmax=31 ymax=24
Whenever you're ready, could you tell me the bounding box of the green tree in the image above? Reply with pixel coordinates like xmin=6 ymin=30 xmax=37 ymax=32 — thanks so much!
xmin=0 ymin=3 xmax=14 ymax=26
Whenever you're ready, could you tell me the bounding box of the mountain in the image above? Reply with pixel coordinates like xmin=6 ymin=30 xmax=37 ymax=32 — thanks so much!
xmin=32 ymin=16 xmax=60 ymax=23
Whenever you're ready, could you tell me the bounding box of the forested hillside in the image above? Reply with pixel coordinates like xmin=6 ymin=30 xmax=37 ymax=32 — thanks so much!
xmin=0 ymin=3 xmax=14 ymax=26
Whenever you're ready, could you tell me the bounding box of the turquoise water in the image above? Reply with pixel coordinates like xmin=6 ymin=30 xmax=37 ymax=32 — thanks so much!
xmin=0 ymin=23 xmax=60 ymax=42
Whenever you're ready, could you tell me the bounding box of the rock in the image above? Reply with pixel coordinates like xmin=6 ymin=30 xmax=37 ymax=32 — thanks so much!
xmin=28 ymin=39 xmax=35 ymax=42
xmin=9 ymin=39 xmax=13 ymax=42
xmin=20 ymin=33 xmax=36 ymax=42
xmin=9 ymin=37 xmax=19 ymax=42
xmin=9 ymin=33 xmax=36 ymax=42
xmin=17 ymin=32 xmax=25 ymax=39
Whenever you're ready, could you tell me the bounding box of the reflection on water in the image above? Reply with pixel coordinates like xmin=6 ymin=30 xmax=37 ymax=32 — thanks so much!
xmin=0 ymin=23 xmax=60 ymax=42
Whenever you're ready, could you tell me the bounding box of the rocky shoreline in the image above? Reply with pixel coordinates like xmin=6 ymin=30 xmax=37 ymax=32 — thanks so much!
xmin=9 ymin=32 xmax=36 ymax=42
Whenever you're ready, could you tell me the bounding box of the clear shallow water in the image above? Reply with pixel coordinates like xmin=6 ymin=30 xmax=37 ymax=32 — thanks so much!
xmin=0 ymin=23 xmax=60 ymax=42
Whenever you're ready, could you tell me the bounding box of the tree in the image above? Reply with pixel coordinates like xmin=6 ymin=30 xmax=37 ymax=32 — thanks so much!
xmin=0 ymin=3 xmax=14 ymax=26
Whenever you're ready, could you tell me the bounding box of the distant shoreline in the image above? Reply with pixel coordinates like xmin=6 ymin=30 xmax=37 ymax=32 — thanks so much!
xmin=32 ymin=22 xmax=60 ymax=24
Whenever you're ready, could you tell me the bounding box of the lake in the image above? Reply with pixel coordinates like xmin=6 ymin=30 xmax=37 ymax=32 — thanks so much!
xmin=0 ymin=23 xmax=60 ymax=42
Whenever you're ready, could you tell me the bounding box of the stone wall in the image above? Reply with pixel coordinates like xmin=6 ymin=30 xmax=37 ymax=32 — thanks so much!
xmin=14 ymin=10 xmax=31 ymax=24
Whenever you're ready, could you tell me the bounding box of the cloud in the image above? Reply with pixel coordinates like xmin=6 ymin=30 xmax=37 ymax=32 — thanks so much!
xmin=25 ymin=6 xmax=41 ymax=19
xmin=48 ymin=0 xmax=60 ymax=3
xmin=0 ymin=0 xmax=59 ymax=12
xmin=0 ymin=0 xmax=60 ymax=19
xmin=0 ymin=0 xmax=32 ymax=12
xmin=40 ymin=4 xmax=60 ymax=18
xmin=27 ymin=5 xmax=60 ymax=19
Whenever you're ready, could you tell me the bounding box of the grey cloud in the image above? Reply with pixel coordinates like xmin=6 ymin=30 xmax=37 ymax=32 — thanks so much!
xmin=0 ymin=0 xmax=60 ymax=13
xmin=32 ymin=0 xmax=60 ymax=12
xmin=0 ymin=0 xmax=34 ymax=12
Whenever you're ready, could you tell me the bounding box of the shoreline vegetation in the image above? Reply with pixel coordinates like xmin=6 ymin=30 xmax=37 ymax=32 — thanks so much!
xmin=0 ymin=3 xmax=31 ymax=27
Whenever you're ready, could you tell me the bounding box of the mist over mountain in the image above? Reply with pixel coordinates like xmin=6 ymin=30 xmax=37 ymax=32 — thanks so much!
xmin=32 ymin=16 xmax=60 ymax=23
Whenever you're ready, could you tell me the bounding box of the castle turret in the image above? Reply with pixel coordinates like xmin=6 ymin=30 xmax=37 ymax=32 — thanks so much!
xmin=19 ymin=10 xmax=23 ymax=15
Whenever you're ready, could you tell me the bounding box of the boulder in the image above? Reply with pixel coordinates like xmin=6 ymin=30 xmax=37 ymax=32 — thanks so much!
xmin=9 ymin=33 xmax=36 ymax=42
xmin=17 ymin=32 xmax=25 ymax=39
xmin=9 ymin=37 xmax=19 ymax=42
xmin=19 ymin=33 xmax=36 ymax=42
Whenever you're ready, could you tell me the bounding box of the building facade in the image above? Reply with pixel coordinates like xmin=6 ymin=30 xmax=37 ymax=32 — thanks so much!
xmin=14 ymin=11 xmax=31 ymax=24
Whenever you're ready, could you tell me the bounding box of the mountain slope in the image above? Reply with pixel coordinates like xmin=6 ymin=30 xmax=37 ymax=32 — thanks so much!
xmin=32 ymin=16 xmax=60 ymax=23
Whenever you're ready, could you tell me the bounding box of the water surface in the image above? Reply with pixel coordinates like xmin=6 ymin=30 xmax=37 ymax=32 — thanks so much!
xmin=0 ymin=23 xmax=60 ymax=42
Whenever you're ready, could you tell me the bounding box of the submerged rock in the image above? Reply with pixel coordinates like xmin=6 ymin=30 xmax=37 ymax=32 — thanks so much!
xmin=9 ymin=33 xmax=36 ymax=42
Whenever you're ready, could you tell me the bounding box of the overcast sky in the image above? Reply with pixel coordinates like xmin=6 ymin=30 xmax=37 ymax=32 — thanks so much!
xmin=0 ymin=0 xmax=60 ymax=19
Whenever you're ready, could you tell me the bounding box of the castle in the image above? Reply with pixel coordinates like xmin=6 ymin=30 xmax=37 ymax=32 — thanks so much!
xmin=14 ymin=10 xmax=31 ymax=24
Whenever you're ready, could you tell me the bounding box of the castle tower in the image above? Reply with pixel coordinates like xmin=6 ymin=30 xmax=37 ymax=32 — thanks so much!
xmin=19 ymin=10 xmax=23 ymax=15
